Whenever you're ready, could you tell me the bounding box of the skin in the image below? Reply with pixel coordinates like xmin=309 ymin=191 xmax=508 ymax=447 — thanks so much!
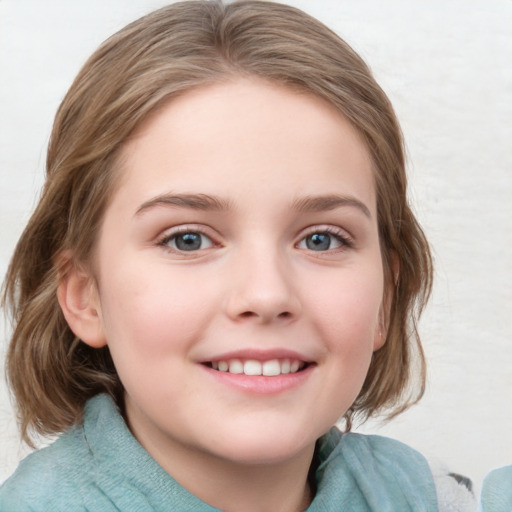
xmin=60 ymin=78 xmax=388 ymax=512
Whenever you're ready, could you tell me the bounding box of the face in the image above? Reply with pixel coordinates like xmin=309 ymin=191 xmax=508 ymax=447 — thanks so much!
xmin=86 ymin=79 xmax=386 ymax=471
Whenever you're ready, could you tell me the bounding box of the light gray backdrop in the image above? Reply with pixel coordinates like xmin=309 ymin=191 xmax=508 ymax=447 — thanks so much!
xmin=1 ymin=0 xmax=511 ymax=490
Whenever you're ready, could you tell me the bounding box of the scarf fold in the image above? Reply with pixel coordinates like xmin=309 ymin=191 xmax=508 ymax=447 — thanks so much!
xmin=308 ymin=428 xmax=438 ymax=511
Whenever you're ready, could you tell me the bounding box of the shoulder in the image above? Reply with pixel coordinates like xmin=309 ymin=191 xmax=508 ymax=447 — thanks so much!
xmin=480 ymin=465 xmax=512 ymax=512
xmin=315 ymin=429 xmax=476 ymax=512
xmin=314 ymin=430 xmax=438 ymax=510
xmin=0 ymin=395 xmax=124 ymax=512
xmin=0 ymin=426 xmax=94 ymax=511
xmin=328 ymin=430 xmax=433 ymax=472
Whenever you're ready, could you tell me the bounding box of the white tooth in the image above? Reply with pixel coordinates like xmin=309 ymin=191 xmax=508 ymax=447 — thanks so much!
xmin=262 ymin=359 xmax=281 ymax=376
xmin=229 ymin=359 xmax=243 ymax=374
xmin=290 ymin=360 xmax=300 ymax=373
xmin=281 ymin=359 xmax=291 ymax=374
xmin=244 ymin=360 xmax=262 ymax=376
xmin=211 ymin=361 xmax=219 ymax=370
xmin=218 ymin=361 xmax=229 ymax=372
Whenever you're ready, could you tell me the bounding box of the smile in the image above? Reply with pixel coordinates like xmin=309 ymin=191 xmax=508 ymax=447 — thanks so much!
xmin=206 ymin=358 xmax=307 ymax=376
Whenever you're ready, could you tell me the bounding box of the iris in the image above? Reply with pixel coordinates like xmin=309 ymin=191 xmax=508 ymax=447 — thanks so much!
xmin=306 ymin=233 xmax=332 ymax=251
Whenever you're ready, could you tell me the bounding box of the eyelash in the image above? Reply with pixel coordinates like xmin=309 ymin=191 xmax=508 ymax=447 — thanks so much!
xmin=296 ymin=226 xmax=354 ymax=253
xmin=156 ymin=226 xmax=217 ymax=253
xmin=156 ymin=225 xmax=354 ymax=254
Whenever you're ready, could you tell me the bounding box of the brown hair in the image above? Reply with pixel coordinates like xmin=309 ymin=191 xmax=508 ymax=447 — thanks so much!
xmin=2 ymin=0 xmax=432 ymax=444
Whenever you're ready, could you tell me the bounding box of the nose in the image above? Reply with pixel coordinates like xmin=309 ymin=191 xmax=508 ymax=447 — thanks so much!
xmin=224 ymin=246 xmax=301 ymax=324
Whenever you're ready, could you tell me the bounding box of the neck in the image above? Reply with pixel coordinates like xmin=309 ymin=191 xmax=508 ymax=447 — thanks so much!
xmin=182 ymin=453 xmax=315 ymax=512
xmin=129 ymin=418 xmax=316 ymax=512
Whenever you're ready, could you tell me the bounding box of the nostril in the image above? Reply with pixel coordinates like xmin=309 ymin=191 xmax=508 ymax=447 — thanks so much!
xmin=240 ymin=311 xmax=257 ymax=318
xmin=237 ymin=310 xmax=292 ymax=321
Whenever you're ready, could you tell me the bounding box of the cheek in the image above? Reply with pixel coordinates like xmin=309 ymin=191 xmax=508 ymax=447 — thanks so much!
xmin=97 ymin=260 xmax=219 ymax=355
xmin=307 ymin=270 xmax=383 ymax=353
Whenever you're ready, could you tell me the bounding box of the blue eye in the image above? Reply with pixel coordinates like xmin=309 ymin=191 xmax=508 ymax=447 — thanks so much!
xmin=162 ymin=231 xmax=213 ymax=252
xmin=307 ymin=233 xmax=331 ymax=250
xmin=298 ymin=231 xmax=347 ymax=251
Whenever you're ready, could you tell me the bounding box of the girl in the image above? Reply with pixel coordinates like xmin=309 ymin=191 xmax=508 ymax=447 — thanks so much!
xmin=1 ymin=1 xmax=474 ymax=510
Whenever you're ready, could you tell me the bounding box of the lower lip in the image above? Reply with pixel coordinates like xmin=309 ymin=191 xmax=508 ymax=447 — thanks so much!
xmin=201 ymin=364 xmax=315 ymax=395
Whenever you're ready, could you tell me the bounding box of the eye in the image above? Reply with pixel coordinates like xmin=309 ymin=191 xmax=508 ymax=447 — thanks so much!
xmin=159 ymin=230 xmax=214 ymax=252
xmin=297 ymin=229 xmax=351 ymax=252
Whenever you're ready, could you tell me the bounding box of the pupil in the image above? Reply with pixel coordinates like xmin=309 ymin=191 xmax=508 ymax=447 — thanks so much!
xmin=307 ymin=233 xmax=330 ymax=251
xmin=176 ymin=233 xmax=201 ymax=251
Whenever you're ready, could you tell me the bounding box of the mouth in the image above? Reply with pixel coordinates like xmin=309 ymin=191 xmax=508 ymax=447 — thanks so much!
xmin=203 ymin=358 xmax=311 ymax=377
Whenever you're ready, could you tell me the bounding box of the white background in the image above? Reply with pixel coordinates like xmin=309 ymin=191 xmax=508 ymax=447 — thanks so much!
xmin=1 ymin=0 xmax=511 ymax=492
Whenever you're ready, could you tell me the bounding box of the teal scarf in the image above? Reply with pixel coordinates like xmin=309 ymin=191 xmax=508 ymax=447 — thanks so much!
xmin=480 ymin=465 xmax=512 ymax=512
xmin=1 ymin=394 xmax=438 ymax=511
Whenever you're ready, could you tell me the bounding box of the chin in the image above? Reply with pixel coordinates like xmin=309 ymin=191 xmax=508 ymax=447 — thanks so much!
xmin=206 ymin=426 xmax=319 ymax=467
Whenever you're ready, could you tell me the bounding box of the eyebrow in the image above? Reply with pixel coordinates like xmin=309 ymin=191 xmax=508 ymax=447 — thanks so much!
xmin=135 ymin=192 xmax=371 ymax=219
xmin=292 ymin=194 xmax=372 ymax=219
xmin=135 ymin=193 xmax=231 ymax=216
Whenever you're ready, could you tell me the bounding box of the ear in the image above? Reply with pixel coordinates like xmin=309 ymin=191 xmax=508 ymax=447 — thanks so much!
xmin=373 ymin=251 xmax=400 ymax=351
xmin=373 ymin=307 xmax=388 ymax=351
xmin=57 ymin=254 xmax=107 ymax=348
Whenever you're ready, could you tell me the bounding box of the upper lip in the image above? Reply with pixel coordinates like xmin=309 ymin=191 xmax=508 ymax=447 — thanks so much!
xmin=197 ymin=348 xmax=315 ymax=364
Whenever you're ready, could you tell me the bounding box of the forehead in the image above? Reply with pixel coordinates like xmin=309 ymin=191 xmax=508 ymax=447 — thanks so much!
xmin=113 ymin=78 xmax=375 ymax=212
